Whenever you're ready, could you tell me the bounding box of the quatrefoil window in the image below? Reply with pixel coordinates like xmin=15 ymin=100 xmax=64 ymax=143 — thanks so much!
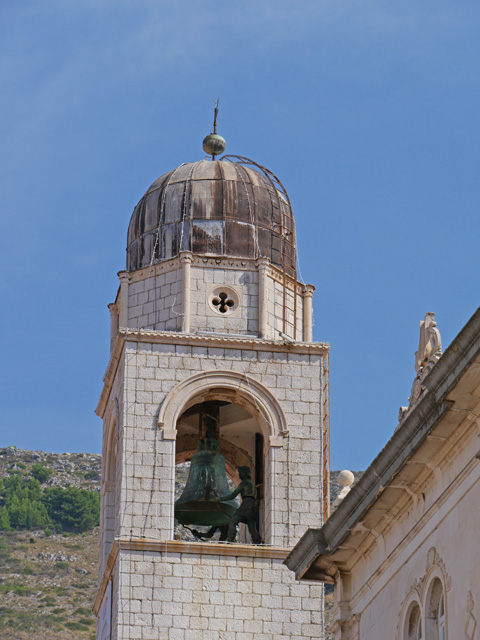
xmin=208 ymin=287 xmax=239 ymax=316
xmin=212 ymin=291 xmax=235 ymax=313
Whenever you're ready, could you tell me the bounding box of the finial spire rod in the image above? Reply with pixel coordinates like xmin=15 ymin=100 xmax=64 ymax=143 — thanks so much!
xmin=213 ymin=99 xmax=219 ymax=135
xmin=202 ymin=99 xmax=226 ymax=160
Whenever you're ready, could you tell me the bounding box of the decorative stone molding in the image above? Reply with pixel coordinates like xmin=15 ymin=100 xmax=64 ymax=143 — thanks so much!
xmin=426 ymin=546 xmax=451 ymax=591
xmin=402 ymin=546 xmax=451 ymax=623
xmin=400 ymin=546 xmax=451 ymax=640
xmin=120 ymin=256 xmax=182 ymax=285
xmin=119 ymin=328 xmax=327 ymax=351
xmin=192 ymin=255 xmax=257 ymax=269
xmin=330 ymin=612 xmax=360 ymax=639
xmin=157 ymin=370 xmax=289 ymax=445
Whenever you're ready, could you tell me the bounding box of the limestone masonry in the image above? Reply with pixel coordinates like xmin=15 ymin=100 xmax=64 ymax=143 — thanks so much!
xmin=95 ymin=157 xmax=330 ymax=640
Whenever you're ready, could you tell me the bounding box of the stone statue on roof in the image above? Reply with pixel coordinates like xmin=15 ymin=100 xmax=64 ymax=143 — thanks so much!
xmin=414 ymin=312 xmax=442 ymax=375
xmin=398 ymin=312 xmax=443 ymax=424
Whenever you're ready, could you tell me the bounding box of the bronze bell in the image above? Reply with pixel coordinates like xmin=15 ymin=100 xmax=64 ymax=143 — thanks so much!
xmin=174 ymin=437 xmax=237 ymax=527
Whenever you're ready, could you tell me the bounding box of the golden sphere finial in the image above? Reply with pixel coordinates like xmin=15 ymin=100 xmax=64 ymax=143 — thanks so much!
xmin=203 ymin=99 xmax=226 ymax=160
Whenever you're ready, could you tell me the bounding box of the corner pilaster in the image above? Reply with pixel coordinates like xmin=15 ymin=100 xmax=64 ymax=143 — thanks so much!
xmin=180 ymin=251 xmax=193 ymax=334
xmin=303 ymin=284 xmax=315 ymax=342
xmin=257 ymin=257 xmax=269 ymax=338
xmin=118 ymin=271 xmax=129 ymax=329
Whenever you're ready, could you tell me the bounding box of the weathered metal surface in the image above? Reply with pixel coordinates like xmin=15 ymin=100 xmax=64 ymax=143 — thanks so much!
xmin=202 ymin=133 xmax=226 ymax=158
xmin=174 ymin=437 xmax=238 ymax=527
xmin=126 ymin=159 xmax=297 ymax=273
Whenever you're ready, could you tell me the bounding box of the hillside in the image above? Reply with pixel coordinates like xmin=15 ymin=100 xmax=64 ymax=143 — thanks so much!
xmin=0 ymin=447 xmax=100 ymax=640
xmin=0 ymin=447 xmax=361 ymax=640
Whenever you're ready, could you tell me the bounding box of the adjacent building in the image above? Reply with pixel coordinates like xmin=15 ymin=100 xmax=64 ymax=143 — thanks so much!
xmin=286 ymin=308 xmax=480 ymax=640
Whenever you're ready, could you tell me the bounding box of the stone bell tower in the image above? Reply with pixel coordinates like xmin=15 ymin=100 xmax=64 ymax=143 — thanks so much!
xmin=94 ymin=129 xmax=330 ymax=640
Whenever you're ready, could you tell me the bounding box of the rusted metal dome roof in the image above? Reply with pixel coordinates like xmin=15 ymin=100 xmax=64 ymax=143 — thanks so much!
xmin=126 ymin=158 xmax=296 ymax=273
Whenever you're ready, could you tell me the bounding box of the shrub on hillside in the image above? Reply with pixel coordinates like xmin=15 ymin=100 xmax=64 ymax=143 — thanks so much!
xmin=42 ymin=487 xmax=100 ymax=533
xmin=0 ymin=476 xmax=49 ymax=530
xmin=0 ymin=475 xmax=99 ymax=533
xmin=30 ymin=464 xmax=53 ymax=483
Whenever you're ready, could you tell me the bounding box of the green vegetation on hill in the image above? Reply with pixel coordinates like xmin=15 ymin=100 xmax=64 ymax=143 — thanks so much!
xmin=0 ymin=472 xmax=99 ymax=533
xmin=0 ymin=448 xmax=101 ymax=640
xmin=43 ymin=487 xmax=100 ymax=533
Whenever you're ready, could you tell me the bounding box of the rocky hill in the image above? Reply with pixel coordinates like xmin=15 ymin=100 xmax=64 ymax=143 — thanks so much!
xmin=0 ymin=447 xmax=100 ymax=640
xmin=0 ymin=447 xmax=361 ymax=640
xmin=0 ymin=446 xmax=101 ymax=492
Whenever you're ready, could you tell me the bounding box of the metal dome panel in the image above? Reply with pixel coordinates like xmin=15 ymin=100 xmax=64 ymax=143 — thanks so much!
xmin=126 ymin=158 xmax=297 ymax=274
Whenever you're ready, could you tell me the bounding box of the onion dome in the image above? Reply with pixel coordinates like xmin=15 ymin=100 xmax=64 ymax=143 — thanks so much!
xmin=126 ymin=157 xmax=296 ymax=274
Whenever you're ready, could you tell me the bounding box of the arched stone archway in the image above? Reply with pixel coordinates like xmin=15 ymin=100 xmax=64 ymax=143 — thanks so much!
xmin=158 ymin=370 xmax=288 ymax=446
xmin=161 ymin=371 xmax=287 ymax=544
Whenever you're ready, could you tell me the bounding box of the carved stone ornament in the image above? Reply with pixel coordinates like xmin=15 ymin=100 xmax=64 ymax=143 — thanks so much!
xmin=403 ymin=547 xmax=451 ymax=605
xmin=332 ymin=613 xmax=360 ymax=638
xmin=465 ymin=591 xmax=477 ymax=640
xmin=426 ymin=547 xmax=452 ymax=591
xmin=398 ymin=313 xmax=443 ymax=423
xmin=409 ymin=575 xmax=426 ymax=599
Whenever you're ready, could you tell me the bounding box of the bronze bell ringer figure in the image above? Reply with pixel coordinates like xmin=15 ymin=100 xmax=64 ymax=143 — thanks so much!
xmin=218 ymin=466 xmax=262 ymax=544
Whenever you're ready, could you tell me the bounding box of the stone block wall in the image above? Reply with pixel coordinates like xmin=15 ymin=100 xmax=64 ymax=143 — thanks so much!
xmin=114 ymin=548 xmax=324 ymax=640
xmin=118 ymin=258 xmax=308 ymax=341
xmin=112 ymin=341 xmax=324 ymax=548
xmin=128 ymin=269 xmax=183 ymax=331
xmin=189 ymin=265 xmax=259 ymax=335
xmin=99 ymin=258 xmax=326 ymax=640
xmin=265 ymin=276 xmax=304 ymax=342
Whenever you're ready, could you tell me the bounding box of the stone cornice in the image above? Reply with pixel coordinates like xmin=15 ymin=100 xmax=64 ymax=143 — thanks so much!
xmin=117 ymin=256 xmax=314 ymax=294
xmin=96 ymin=329 xmax=329 ymax=418
xmin=93 ymin=538 xmax=291 ymax=615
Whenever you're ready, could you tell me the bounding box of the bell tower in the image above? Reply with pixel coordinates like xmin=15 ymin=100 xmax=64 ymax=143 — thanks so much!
xmin=94 ymin=129 xmax=330 ymax=640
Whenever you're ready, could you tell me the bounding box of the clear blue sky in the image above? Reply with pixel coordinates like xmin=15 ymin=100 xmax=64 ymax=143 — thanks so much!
xmin=1 ymin=1 xmax=479 ymax=470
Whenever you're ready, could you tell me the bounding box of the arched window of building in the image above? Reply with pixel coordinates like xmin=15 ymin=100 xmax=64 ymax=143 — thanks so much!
xmin=404 ymin=602 xmax=422 ymax=640
xmin=425 ymin=577 xmax=446 ymax=640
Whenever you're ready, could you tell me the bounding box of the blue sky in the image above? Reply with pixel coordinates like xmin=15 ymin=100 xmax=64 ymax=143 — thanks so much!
xmin=0 ymin=1 xmax=479 ymax=470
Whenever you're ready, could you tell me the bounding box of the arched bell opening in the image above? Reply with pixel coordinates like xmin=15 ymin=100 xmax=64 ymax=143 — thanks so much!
xmin=174 ymin=397 xmax=266 ymax=544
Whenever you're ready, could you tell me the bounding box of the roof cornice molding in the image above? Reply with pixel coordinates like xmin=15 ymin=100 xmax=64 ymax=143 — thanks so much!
xmin=121 ymin=255 xmax=314 ymax=293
